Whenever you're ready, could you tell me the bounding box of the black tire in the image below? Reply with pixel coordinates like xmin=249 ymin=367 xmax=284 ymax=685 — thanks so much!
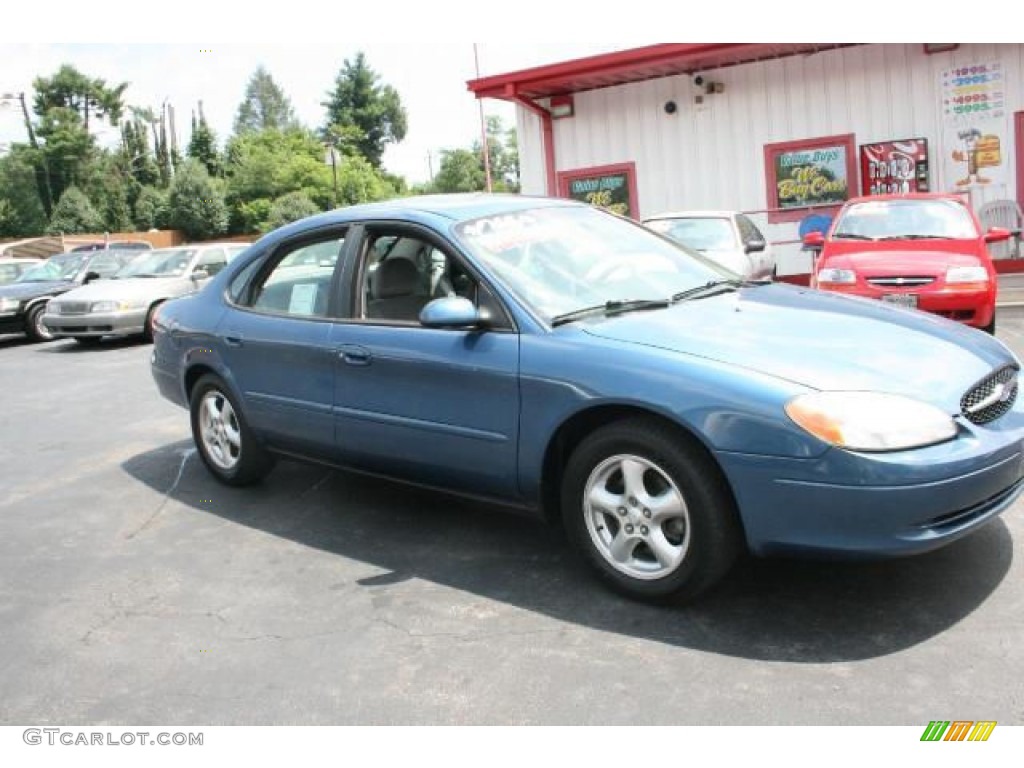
xmin=143 ymin=303 xmax=161 ymax=342
xmin=982 ymin=316 xmax=996 ymax=335
xmin=73 ymin=336 xmax=102 ymax=346
xmin=189 ymin=374 xmax=275 ymax=486
xmin=561 ymin=418 xmax=742 ymax=604
xmin=24 ymin=303 xmax=54 ymax=343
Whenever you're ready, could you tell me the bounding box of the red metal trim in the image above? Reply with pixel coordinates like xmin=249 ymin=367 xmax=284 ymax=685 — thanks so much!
xmin=556 ymin=162 xmax=640 ymax=220
xmin=763 ymin=133 xmax=858 ymax=224
xmin=1016 ymin=111 xmax=1024 ymax=206
xmin=467 ymin=44 xmax=859 ymax=100
xmin=507 ymin=93 xmax=557 ymax=196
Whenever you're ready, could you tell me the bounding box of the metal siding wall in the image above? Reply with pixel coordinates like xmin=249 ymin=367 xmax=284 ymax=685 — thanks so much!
xmin=516 ymin=43 xmax=1023 ymax=274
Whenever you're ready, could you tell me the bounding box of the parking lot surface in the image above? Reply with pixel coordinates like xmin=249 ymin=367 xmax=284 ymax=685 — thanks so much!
xmin=1 ymin=317 xmax=1023 ymax=725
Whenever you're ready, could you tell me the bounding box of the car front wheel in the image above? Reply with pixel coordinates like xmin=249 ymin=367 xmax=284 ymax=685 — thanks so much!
xmin=190 ymin=374 xmax=275 ymax=486
xmin=561 ymin=418 xmax=742 ymax=603
xmin=25 ymin=304 xmax=54 ymax=342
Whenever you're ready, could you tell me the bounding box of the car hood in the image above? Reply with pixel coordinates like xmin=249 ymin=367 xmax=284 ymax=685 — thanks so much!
xmin=55 ymin=277 xmax=190 ymax=303
xmin=0 ymin=280 xmax=74 ymax=300
xmin=834 ymin=249 xmax=981 ymax=275
xmin=580 ymin=284 xmax=1013 ymax=409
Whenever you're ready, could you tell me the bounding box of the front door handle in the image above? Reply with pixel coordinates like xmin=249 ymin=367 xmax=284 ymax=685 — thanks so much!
xmin=224 ymin=335 xmax=244 ymax=348
xmin=338 ymin=344 xmax=372 ymax=366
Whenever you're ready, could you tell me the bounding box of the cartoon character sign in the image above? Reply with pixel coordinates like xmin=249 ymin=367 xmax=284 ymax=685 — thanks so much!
xmin=951 ymin=128 xmax=1002 ymax=187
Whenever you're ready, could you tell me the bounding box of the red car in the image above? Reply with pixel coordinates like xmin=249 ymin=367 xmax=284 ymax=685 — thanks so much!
xmin=804 ymin=193 xmax=1012 ymax=333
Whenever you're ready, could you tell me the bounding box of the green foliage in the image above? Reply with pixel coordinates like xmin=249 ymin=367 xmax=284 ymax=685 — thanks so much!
xmin=33 ymin=64 xmax=127 ymax=131
xmin=322 ymin=52 xmax=407 ymax=168
xmin=432 ymin=148 xmax=485 ymax=193
xmin=235 ymin=67 xmax=296 ymax=134
xmin=120 ymin=117 xmax=160 ymax=187
xmin=47 ymin=185 xmax=104 ymax=234
xmin=188 ymin=110 xmax=222 ymax=177
xmin=133 ymin=186 xmax=168 ymax=230
xmin=335 ymin=154 xmax=397 ymax=206
xmin=0 ymin=147 xmax=48 ymax=237
xmin=167 ymin=160 xmax=228 ymax=240
xmin=264 ymin=191 xmax=320 ymax=232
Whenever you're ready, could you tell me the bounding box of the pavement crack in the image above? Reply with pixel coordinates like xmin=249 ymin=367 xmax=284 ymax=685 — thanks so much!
xmin=125 ymin=448 xmax=195 ymax=540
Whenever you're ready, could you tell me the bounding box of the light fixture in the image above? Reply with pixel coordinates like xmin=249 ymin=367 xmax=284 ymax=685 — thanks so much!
xmin=549 ymin=94 xmax=574 ymax=119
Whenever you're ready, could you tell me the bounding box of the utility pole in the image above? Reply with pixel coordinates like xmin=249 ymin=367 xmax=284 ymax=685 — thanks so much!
xmin=427 ymin=151 xmax=434 ymax=184
xmin=473 ymin=44 xmax=493 ymax=193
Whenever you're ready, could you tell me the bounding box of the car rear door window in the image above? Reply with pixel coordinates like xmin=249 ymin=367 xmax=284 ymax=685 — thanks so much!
xmin=246 ymin=234 xmax=347 ymax=318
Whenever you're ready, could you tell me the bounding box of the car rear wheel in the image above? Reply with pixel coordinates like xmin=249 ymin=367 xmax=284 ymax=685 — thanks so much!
xmin=190 ymin=374 xmax=275 ymax=486
xmin=561 ymin=418 xmax=742 ymax=603
xmin=25 ymin=304 xmax=54 ymax=343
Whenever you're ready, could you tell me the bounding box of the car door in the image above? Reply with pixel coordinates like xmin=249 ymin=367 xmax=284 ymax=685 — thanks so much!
xmin=215 ymin=229 xmax=350 ymax=455
xmin=328 ymin=224 xmax=521 ymax=500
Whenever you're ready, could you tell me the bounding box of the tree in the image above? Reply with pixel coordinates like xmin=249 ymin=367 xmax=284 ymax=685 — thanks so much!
xmin=167 ymin=160 xmax=227 ymax=240
xmin=188 ymin=105 xmax=222 ymax=178
xmin=477 ymin=115 xmax=520 ymax=192
xmin=47 ymin=185 xmax=104 ymax=234
xmin=0 ymin=147 xmax=48 ymax=237
xmin=322 ymin=52 xmax=407 ymax=168
xmin=133 ymin=186 xmax=168 ymax=230
xmin=234 ymin=67 xmax=296 ymax=134
xmin=33 ymin=64 xmax=127 ymax=132
xmin=264 ymin=191 xmax=320 ymax=232
xmin=432 ymin=149 xmax=485 ymax=193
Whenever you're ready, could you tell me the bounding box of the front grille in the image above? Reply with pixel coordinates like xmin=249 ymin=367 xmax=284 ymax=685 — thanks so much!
xmin=961 ymin=366 xmax=1018 ymax=425
xmin=866 ymin=276 xmax=935 ymax=287
xmin=921 ymin=474 xmax=1024 ymax=531
xmin=58 ymin=302 xmax=90 ymax=315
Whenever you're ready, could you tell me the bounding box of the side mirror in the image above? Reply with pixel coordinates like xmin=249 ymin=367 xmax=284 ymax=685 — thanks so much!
xmin=984 ymin=227 xmax=1012 ymax=244
xmin=802 ymin=231 xmax=826 ymax=250
xmin=745 ymin=238 xmax=767 ymax=254
xmin=190 ymin=268 xmax=210 ymax=281
xmin=419 ymin=296 xmax=482 ymax=329
xmin=83 ymin=271 xmax=101 ymax=284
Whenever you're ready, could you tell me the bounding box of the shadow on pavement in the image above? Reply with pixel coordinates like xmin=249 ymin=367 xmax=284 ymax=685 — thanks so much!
xmin=36 ymin=337 xmax=150 ymax=353
xmin=122 ymin=440 xmax=1014 ymax=664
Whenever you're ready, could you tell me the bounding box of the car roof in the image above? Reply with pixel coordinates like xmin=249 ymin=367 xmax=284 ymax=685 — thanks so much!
xmin=644 ymin=210 xmax=738 ymax=221
xmin=297 ymin=193 xmax=583 ymax=226
xmin=844 ymin=193 xmax=968 ymax=204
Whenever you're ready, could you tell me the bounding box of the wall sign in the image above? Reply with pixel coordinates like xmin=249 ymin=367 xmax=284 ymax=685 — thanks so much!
xmin=941 ymin=61 xmax=1009 ymax=191
xmin=860 ymin=138 xmax=930 ymax=195
xmin=557 ymin=162 xmax=639 ymax=219
xmin=763 ymin=134 xmax=857 ymax=223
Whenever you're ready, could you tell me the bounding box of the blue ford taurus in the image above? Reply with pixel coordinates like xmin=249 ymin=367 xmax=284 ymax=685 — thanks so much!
xmin=150 ymin=195 xmax=1024 ymax=602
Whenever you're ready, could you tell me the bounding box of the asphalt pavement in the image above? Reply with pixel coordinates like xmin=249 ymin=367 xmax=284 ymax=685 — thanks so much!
xmin=0 ymin=316 xmax=1022 ymax=725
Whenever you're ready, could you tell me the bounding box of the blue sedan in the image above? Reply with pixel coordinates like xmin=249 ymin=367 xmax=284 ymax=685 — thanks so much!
xmin=150 ymin=195 xmax=1024 ymax=602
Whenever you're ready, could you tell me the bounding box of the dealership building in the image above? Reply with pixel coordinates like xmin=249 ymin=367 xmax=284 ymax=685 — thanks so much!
xmin=468 ymin=43 xmax=1024 ymax=274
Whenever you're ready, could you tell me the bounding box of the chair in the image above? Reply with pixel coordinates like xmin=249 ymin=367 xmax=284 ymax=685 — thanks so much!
xmin=366 ymin=258 xmax=427 ymax=321
xmin=977 ymin=199 xmax=1023 ymax=259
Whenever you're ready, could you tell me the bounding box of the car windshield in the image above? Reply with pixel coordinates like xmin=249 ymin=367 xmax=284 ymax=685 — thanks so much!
xmin=16 ymin=253 xmax=87 ymax=283
xmin=833 ymin=199 xmax=978 ymax=240
xmin=646 ymin=217 xmax=738 ymax=251
xmin=116 ymin=248 xmax=196 ymax=278
xmin=454 ymin=206 xmax=732 ymax=321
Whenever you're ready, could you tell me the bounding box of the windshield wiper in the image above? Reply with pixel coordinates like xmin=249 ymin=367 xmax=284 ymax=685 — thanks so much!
xmin=551 ymin=299 xmax=670 ymax=327
xmin=670 ymin=279 xmax=747 ymax=303
xmin=832 ymin=232 xmax=875 ymax=240
xmin=876 ymin=234 xmax=954 ymax=240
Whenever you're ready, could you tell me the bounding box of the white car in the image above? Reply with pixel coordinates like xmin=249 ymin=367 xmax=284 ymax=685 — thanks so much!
xmin=643 ymin=210 xmax=775 ymax=280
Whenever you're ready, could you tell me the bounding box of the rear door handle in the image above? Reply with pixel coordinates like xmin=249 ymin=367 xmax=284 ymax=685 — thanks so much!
xmin=224 ymin=335 xmax=244 ymax=348
xmin=338 ymin=344 xmax=372 ymax=366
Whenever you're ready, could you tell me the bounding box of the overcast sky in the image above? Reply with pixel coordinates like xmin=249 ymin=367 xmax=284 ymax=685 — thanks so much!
xmin=0 ymin=42 xmax=657 ymax=184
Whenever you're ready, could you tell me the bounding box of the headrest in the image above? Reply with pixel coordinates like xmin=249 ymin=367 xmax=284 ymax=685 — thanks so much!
xmin=374 ymin=258 xmax=418 ymax=299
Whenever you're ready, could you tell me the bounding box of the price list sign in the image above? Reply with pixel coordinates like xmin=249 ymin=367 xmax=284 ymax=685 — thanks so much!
xmin=942 ymin=62 xmax=1005 ymax=123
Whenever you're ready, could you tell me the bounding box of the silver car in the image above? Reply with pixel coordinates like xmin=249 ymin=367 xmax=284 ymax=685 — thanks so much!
xmin=643 ymin=210 xmax=776 ymax=280
xmin=43 ymin=244 xmax=249 ymax=344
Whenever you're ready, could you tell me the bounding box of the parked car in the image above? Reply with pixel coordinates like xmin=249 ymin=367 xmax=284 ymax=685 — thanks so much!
xmin=643 ymin=210 xmax=775 ymax=280
xmin=0 ymin=249 xmax=139 ymax=342
xmin=805 ymin=193 xmax=1011 ymax=333
xmin=0 ymin=257 xmax=43 ymax=286
xmin=69 ymin=240 xmax=153 ymax=253
xmin=151 ymin=195 xmax=1024 ymax=603
xmin=44 ymin=244 xmax=248 ymax=344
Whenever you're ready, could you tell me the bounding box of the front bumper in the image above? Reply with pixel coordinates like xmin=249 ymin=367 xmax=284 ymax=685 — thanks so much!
xmin=43 ymin=308 xmax=147 ymax=338
xmin=718 ymin=408 xmax=1024 ymax=557
xmin=0 ymin=312 xmax=25 ymax=334
xmin=820 ymin=284 xmax=994 ymax=327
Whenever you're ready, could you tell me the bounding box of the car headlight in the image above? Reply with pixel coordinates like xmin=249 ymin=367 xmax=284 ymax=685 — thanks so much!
xmin=946 ymin=266 xmax=989 ymax=285
xmin=785 ymin=392 xmax=957 ymax=452
xmin=0 ymin=297 xmax=19 ymax=312
xmin=817 ymin=268 xmax=856 ymax=285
